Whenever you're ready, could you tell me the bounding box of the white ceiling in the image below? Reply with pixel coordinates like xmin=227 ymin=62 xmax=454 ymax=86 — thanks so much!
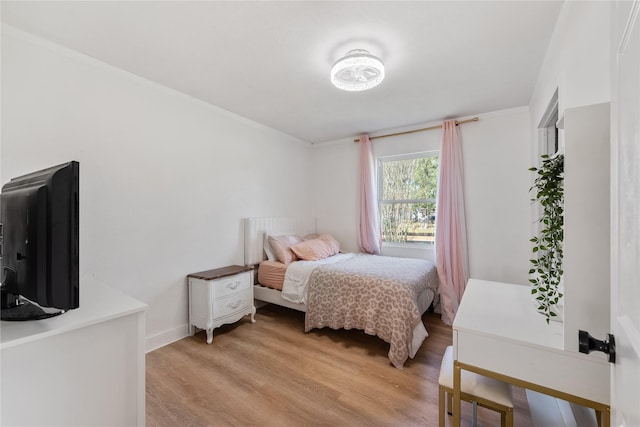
xmin=1 ymin=1 xmax=562 ymax=143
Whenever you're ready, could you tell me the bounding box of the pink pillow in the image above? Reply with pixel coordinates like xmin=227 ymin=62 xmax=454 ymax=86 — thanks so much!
xmin=290 ymin=233 xmax=340 ymax=261
xmin=267 ymin=235 xmax=303 ymax=264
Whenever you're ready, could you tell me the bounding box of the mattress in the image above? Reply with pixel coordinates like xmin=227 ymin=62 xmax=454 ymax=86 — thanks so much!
xmin=257 ymin=261 xmax=288 ymax=290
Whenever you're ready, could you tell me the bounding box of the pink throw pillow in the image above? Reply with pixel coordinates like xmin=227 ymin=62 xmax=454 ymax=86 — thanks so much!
xmin=290 ymin=233 xmax=340 ymax=261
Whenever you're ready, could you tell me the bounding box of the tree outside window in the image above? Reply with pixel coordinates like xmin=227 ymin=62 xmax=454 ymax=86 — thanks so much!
xmin=378 ymin=153 xmax=439 ymax=245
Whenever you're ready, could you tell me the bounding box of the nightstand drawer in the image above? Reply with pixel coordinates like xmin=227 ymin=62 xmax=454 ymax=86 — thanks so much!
xmin=213 ymin=289 xmax=253 ymax=319
xmin=211 ymin=271 xmax=251 ymax=298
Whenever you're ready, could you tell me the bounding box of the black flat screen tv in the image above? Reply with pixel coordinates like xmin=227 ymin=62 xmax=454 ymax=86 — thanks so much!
xmin=0 ymin=161 xmax=79 ymax=321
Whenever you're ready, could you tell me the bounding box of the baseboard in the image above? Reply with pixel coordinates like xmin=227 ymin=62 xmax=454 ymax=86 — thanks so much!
xmin=526 ymin=390 xmax=573 ymax=426
xmin=526 ymin=390 xmax=597 ymax=427
xmin=145 ymin=323 xmax=189 ymax=353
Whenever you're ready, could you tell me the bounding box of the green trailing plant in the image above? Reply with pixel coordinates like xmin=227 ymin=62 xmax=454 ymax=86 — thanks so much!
xmin=528 ymin=153 xmax=564 ymax=323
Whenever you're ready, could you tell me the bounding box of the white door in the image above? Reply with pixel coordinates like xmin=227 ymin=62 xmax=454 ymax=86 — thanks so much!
xmin=611 ymin=1 xmax=640 ymax=426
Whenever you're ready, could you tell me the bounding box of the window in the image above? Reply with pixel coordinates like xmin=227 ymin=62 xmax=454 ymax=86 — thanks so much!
xmin=539 ymin=88 xmax=559 ymax=155
xmin=543 ymin=107 xmax=559 ymax=155
xmin=378 ymin=152 xmax=439 ymax=246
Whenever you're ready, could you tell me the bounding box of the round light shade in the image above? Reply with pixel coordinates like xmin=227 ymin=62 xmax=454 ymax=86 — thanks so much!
xmin=331 ymin=49 xmax=385 ymax=91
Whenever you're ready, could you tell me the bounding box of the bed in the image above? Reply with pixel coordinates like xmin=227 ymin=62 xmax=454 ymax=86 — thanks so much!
xmin=244 ymin=217 xmax=439 ymax=368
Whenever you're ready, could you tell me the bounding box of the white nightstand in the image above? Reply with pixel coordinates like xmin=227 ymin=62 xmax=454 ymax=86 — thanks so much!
xmin=187 ymin=265 xmax=256 ymax=344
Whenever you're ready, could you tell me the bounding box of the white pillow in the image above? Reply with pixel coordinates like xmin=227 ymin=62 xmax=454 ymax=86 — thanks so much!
xmin=263 ymin=233 xmax=276 ymax=261
xmin=263 ymin=230 xmax=299 ymax=262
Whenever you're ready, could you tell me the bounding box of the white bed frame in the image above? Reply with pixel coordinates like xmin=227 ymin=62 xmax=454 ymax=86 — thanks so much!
xmin=244 ymin=217 xmax=317 ymax=312
xmin=244 ymin=216 xmax=437 ymax=363
xmin=244 ymin=216 xmax=435 ymax=317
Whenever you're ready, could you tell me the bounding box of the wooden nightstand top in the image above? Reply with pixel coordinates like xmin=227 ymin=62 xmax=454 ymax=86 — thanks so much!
xmin=187 ymin=265 xmax=253 ymax=281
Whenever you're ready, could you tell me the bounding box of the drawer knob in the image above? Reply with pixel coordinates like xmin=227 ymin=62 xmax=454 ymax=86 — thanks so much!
xmin=227 ymin=300 xmax=242 ymax=309
xmin=226 ymin=282 xmax=240 ymax=290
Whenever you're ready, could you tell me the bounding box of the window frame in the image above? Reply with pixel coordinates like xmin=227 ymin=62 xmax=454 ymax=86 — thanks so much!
xmin=377 ymin=150 xmax=439 ymax=248
xmin=538 ymin=88 xmax=559 ymax=156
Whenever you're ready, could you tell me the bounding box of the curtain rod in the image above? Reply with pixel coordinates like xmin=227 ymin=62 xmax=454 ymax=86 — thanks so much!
xmin=353 ymin=116 xmax=479 ymax=143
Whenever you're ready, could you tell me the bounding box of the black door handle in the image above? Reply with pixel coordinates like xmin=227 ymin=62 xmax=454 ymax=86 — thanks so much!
xmin=578 ymin=330 xmax=616 ymax=363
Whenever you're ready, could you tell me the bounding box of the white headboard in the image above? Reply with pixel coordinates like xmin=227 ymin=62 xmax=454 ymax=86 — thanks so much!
xmin=244 ymin=217 xmax=317 ymax=265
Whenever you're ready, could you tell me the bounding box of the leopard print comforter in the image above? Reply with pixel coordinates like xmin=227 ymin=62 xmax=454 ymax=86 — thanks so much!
xmin=304 ymin=254 xmax=439 ymax=369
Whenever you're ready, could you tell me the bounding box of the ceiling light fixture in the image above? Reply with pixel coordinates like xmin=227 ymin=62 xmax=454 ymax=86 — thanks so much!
xmin=330 ymin=49 xmax=385 ymax=92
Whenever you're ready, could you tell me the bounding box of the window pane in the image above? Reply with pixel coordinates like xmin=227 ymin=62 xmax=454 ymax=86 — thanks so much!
xmin=379 ymin=154 xmax=438 ymax=246
xmin=381 ymin=156 xmax=438 ymax=201
xmin=381 ymin=202 xmax=436 ymax=245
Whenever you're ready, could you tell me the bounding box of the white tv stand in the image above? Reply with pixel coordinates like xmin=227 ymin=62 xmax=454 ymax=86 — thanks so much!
xmin=1 ymin=284 xmax=147 ymax=426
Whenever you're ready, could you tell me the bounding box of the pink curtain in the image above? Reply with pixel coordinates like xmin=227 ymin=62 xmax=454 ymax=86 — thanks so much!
xmin=358 ymin=134 xmax=381 ymax=254
xmin=435 ymin=120 xmax=469 ymax=325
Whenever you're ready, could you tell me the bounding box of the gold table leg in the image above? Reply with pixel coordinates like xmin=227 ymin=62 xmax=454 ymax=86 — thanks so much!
xmin=453 ymin=360 xmax=461 ymax=427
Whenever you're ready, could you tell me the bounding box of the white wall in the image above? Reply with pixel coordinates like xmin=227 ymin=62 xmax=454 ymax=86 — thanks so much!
xmin=1 ymin=26 xmax=313 ymax=350
xmin=530 ymin=1 xmax=610 ymax=134
xmin=563 ymin=103 xmax=610 ymax=354
xmin=312 ymin=106 xmax=532 ymax=286
xmin=463 ymin=108 xmax=532 ymax=285
xmin=311 ymin=138 xmax=360 ymax=253
xmin=528 ymin=1 xmax=611 ymax=353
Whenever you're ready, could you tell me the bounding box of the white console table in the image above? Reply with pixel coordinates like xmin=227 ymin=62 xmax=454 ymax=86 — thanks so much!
xmin=452 ymin=279 xmax=610 ymax=427
xmin=1 ymin=284 xmax=147 ymax=426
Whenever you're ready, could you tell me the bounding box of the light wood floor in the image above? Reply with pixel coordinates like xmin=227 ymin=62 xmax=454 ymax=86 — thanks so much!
xmin=146 ymin=304 xmax=532 ymax=426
